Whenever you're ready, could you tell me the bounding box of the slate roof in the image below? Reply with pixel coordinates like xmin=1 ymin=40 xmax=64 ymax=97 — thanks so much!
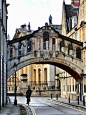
xmin=13 ymin=28 xmax=33 ymax=39
xmin=50 ymin=24 xmax=61 ymax=30
xmin=18 ymin=28 xmax=32 ymax=35
xmin=64 ymin=3 xmax=79 ymax=33
xmin=65 ymin=5 xmax=78 ymax=19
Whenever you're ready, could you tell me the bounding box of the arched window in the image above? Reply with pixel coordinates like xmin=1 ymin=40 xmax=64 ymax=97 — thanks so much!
xmin=43 ymin=32 xmax=49 ymax=50
xmin=68 ymin=44 xmax=73 ymax=55
xmin=60 ymin=41 xmax=65 ymax=52
xmin=27 ymin=41 xmax=32 ymax=53
xmin=44 ymin=68 xmax=47 ymax=84
xmin=34 ymin=69 xmax=36 ymax=84
xmin=9 ymin=46 xmax=15 ymax=58
xmin=76 ymin=47 xmax=81 ymax=59
xmin=38 ymin=69 xmax=41 ymax=85
xmin=18 ymin=43 xmax=24 ymax=55
xmin=52 ymin=38 xmax=55 ymax=50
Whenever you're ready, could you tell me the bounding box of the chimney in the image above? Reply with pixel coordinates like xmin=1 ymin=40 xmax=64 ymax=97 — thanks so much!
xmin=21 ymin=24 xmax=26 ymax=30
xmin=71 ymin=0 xmax=79 ymax=8
xmin=38 ymin=27 xmax=40 ymax=30
xmin=45 ymin=22 xmax=48 ymax=26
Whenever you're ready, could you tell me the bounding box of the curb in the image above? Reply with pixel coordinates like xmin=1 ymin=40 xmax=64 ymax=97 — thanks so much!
xmin=29 ymin=105 xmax=37 ymax=115
xmin=47 ymin=98 xmax=86 ymax=110
xmin=9 ymin=98 xmax=35 ymax=115
xmin=20 ymin=104 xmax=37 ymax=115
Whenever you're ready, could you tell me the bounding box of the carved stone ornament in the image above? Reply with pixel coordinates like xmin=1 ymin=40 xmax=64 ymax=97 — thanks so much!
xmin=43 ymin=51 xmax=50 ymax=60
xmin=55 ymin=51 xmax=58 ymax=57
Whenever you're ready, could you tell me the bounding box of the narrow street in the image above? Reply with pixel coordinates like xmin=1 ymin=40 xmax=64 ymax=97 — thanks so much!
xmin=10 ymin=96 xmax=86 ymax=115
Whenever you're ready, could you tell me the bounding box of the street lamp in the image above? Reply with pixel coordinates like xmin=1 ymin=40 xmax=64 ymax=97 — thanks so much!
xmin=13 ymin=62 xmax=17 ymax=105
xmin=38 ymin=68 xmax=41 ymax=96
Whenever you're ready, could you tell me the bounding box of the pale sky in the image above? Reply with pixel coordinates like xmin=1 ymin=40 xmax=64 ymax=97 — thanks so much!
xmin=7 ymin=0 xmax=71 ymax=40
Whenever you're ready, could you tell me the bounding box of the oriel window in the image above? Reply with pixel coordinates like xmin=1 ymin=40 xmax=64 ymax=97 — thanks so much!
xmin=43 ymin=32 xmax=49 ymax=50
xmin=52 ymin=38 xmax=55 ymax=50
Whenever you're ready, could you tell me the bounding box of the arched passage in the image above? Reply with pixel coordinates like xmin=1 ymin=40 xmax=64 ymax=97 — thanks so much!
xmin=36 ymin=61 xmax=82 ymax=82
xmin=8 ymin=57 xmax=83 ymax=82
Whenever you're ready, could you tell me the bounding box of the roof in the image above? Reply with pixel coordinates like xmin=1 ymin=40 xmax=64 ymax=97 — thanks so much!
xmin=13 ymin=28 xmax=33 ymax=39
xmin=63 ymin=3 xmax=79 ymax=33
xmin=65 ymin=5 xmax=78 ymax=19
xmin=7 ymin=25 xmax=83 ymax=47
xmin=50 ymin=25 xmax=61 ymax=33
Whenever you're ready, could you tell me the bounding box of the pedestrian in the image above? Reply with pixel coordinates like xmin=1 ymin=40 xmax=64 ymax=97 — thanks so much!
xmin=26 ymin=85 xmax=32 ymax=105
xmin=8 ymin=96 xmax=11 ymax=104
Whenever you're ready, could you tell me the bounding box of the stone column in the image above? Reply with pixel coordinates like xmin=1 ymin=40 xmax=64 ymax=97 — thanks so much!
xmin=74 ymin=79 xmax=76 ymax=93
xmin=41 ymin=37 xmax=43 ymax=50
xmin=35 ymin=38 xmax=37 ymax=50
xmin=65 ymin=72 xmax=67 ymax=98
xmin=74 ymin=48 xmax=76 ymax=58
xmin=32 ymin=41 xmax=35 ymax=51
xmin=56 ymin=38 xmax=58 ymax=51
xmin=61 ymin=79 xmax=63 ymax=97
xmin=57 ymin=39 xmax=60 ymax=52
xmin=24 ymin=42 xmax=27 ymax=54
xmin=28 ymin=65 xmax=32 ymax=86
xmin=71 ymin=78 xmax=73 ymax=93
xmin=15 ymin=43 xmax=18 ymax=57
xmin=49 ymin=38 xmax=52 ymax=50
xmin=85 ymin=25 xmax=86 ymax=41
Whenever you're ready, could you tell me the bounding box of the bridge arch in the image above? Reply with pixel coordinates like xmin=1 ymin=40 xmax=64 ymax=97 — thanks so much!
xmin=7 ymin=55 xmax=83 ymax=82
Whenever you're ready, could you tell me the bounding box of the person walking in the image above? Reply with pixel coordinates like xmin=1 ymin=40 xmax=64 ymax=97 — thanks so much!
xmin=26 ymin=86 xmax=32 ymax=105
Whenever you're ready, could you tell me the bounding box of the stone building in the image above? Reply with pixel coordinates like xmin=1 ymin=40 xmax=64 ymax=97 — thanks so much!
xmin=7 ymin=0 xmax=86 ymax=101
xmin=60 ymin=0 xmax=86 ymax=100
xmin=0 ymin=0 xmax=8 ymax=109
xmin=7 ymin=17 xmax=61 ymax=96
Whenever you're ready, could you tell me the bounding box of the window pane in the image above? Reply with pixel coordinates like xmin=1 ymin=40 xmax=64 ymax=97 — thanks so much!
xmin=27 ymin=41 xmax=32 ymax=52
xmin=84 ymin=85 xmax=86 ymax=93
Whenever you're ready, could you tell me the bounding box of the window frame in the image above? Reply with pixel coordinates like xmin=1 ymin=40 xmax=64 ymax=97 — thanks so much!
xmin=27 ymin=41 xmax=32 ymax=53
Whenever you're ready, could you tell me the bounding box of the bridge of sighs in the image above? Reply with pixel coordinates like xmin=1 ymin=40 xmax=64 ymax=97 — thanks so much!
xmin=7 ymin=25 xmax=83 ymax=82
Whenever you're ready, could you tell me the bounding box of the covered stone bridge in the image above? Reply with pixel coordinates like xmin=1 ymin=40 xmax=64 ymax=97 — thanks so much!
xmin=7 ymin=25 xmax=83 ymax=82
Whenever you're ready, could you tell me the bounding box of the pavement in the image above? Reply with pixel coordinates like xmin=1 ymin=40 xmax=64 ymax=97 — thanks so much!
xmin=0 ymin=102 xmax=33 ymax=115
xmin=48 ymin=97 xmax=86 ymax=110
xmin=0 ymin=97 xmax=86 ymax=115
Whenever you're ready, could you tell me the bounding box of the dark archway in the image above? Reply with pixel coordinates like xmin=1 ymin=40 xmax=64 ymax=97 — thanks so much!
xmin=36 ymin=61 xmax=82 ymax=82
